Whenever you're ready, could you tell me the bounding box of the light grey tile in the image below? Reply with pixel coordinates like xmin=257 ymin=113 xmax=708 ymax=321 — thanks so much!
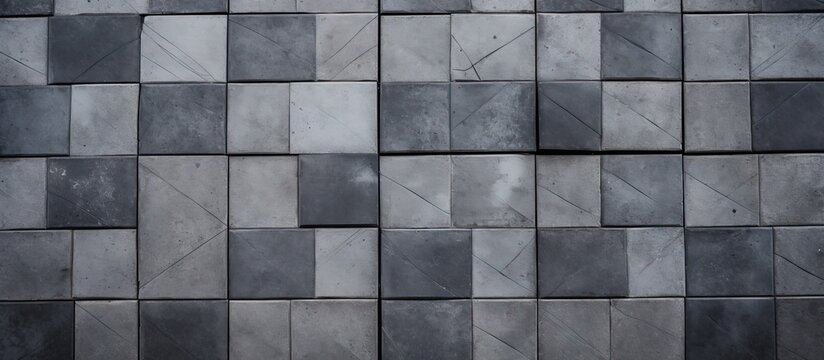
xmin=602 ymin=82 xmax=682 ymax=151
xmin=227 ymin=83 xmax=289 ymax=154
xmin=627 ymin=228 xmax=685 ymax=297
xmin=75 ymin=301 xmax=138 ymax=360
xmin=685 ymin=155 xmax=760 ymax=227
xmin=452 ymin=155 xmax=535 ymax=228
xmin=229 ymin=301 xmax=290 ymax=360
xmin=229 ymin=156 xmax=297 ymax=228
xmin=537 ymin=14 xmax=600 ymax=81
xmin=611 ymin=299 xmax=684 ymax=360
xmin=760 ymin=154 xmax=824 ymax=226
xmin=380 ymin=15 xmax=450 ymax=82
xmin=451 ymin=14 xmax=535 ymax=81
xmin=291 ymin=300 xmax=378 ymax=360
xmin=0 ymin=158 xmax=46 ymax=230
xmin=536 ymin=155 xmax=600 ymax=228
xmin=473 ymin=300 xmax=537 ymax=360
xmin=684 ymin=15 xmax=749 ymax=81
xmin=316 ymin=14 xmax=378 ymax=81
xmin=141 ymin=15 xmax=227 ymax=82
xmin=751 ymin=14 xmax=824 ymax=80
xmin=315 ymin=228 xmax=378 ymax=298
xmin=73 ymin=230 xmax=136 ymax=298
xmin=684 ymin=82 xmax=751 ymax=152
xmin=380 ymin=156 xmax=451 ymax=229
xmin=70 ymin=84 xmax=138 ymax=156
xmin=472 ymin=229 xmax=536 ymax=298
xmin=539 ymin=300 xmax=610 ymax=360
xmin=0 ymin=17 xmax=47 ymax=85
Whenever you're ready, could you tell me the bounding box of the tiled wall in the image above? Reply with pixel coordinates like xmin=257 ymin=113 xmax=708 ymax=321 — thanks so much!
xmin=1 ymin=0 xmax=823 ymax=359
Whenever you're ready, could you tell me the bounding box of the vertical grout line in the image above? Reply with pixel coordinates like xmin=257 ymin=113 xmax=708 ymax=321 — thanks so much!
xmin=375 ymin=5 xmax=383 ymax=359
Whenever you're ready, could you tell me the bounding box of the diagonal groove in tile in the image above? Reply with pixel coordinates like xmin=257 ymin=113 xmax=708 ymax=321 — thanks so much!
xmin=603 ymin=25 xmax=679 ymax=73
xmin=612 ymin=304 xmax=678 ymax=339
xmin=752 ymin=16 xmax=824 ymax=75
xmin=229 ymin=19 xmax=314 ymax=66
xmin=139 ymin=229 xmax=225 ymax=290
xmin=381 ymin=173 xmax=450 ymax=215
xmin=775 ymin=253 xmax=824 ymax=283
xmin=70 ymin=37 xmax=139 ymax=82
xmin=75 ymin=303 xmax=131 ymax=345
xmin=474 ymin=325 xmax=530 ymax=360
xmin=537 ymin=184 xmax=599 ymax=221
xmin=320 ymin=15 xmax=377 ymax=66
xmin=686 ymin=173 xmax=756 ymax=215
xmin=603 ymin=89 xmax=680 ymax=144
xmin=383 ymin=241 xmax=457 ymax=297
xmin=538 ymin=90 xmax=600 ymax=136
xmin=143 ymin=24 xmax=217 ymax=81
xmin=139 ymin=163 xmax=226 ymax=227
xmin=473 ymin=254 xmax=531 ymax=292
xmin=541 ymin=308 xmax=608 ymax=360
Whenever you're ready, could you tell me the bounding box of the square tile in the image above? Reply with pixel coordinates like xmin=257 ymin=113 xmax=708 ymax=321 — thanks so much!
xmin=297 ymin=0 xmax=377 ymax=12
xmin=684 ymin=15 xmax=749 ymax=81
xmin=48 ymin=15 xmax=140 ymax=83
xmin=379 ymin=83 xmax=450 ymax=153
xmin=0 ymin=0 xmax=53 ymax=15
xmin=760 ymin=154 xmax=824 ymax=225
xmin=147 ymin=0 xmax=227 ymax=13
xmin=298 ymin=154 xmax=379 ymax=227
xmin=139 ymin=84 xmax=226 ymax=155
xmin=55 ymin=0 xmax=148 ymax=14
xmin=450 ymin=14 xmax=535 ymax=81
xmin=686 ymin=228 xmax=774 ymax=296
xmin=751 ymin=82 xmax=824 ymax=152
xmin=602 ymin=81 xmax=682 ymax=151
xmin=381 ymin=300 xmax=472 ymax=360
xmin=227 ymin=83 xmax=289 ymax=154
xmin=229 ymin=301 xmax=290 ymax=360
xmin=141 ymin=15 xmax=226 ymax=82
xmin=380 ymin=156 xmax=451 ymax=228
xmin=381 ymin=229 xmax=471 ymax=298
xmin=537 ymin=0 xmax=622 ymax=11
xmin=291 ymin=300 xmax=378 ymax=360
xmin=450 ymin=82 xmax=536 ymax=152
xmin=315 ymin=228 xmax=378 ymax=298
xmin=229 ymin=156 xmax=297 ymax=228
xmin=473 ymin=300 xmax=537 ymax=360
xmin=452 ymin=155 xmax=535 ymax=228
xmin=140 ymin=301 xmax=228 ymax=360
xmin=70 ymin=84 xmax=138 ymax=156
xmin=751 ymin=14 xmax=824 ymax=79
xmin=684 ymin=82 xmax=751 ymax=152
xmin=537 ymin=14 xmax=600 ymax=81
xmin=0 ymin=302 xmax=73 ymax=358
xmin=776 ymin=298 xmax=824 ymax=360
xmin=537 ymin=155 xmax=601 ymax=228
xmin=685 ymin=155 xmax=760 ymax=227
xmin=0 ymin=158 xmax=46 ymax=230
xmin=471 ymin=0 xmax=533 ymax=12
xmin=316 ymin=14 xmax=378 ymax=81
xmin=601 ymin=13 xmax=682 ymax=80
xmin=0 ymin=18 xmax=47 ymax=85
xmin=75 ymin=301 xmax=138 ymax=360
xmin=73 ymin=230 xmax=137 ymax=298
xmin=380 ymin=15 xmax=450 ymax=82
xmin=602 ymin=155 xmax=684 ymax=226
xmin=627 ymin=228 xmax=685 ymax=297
xmin=472 ymin=229 xmax=536 ymax=298
xmin=381 ymin=0 xmax=470 ymax=12
xmin=0 ymin=231 xmax=71 ymax=300
xmin=683 ymin=0 xmax=760 ymax=11
xmin=538 ymin=229 xmax=628 ymax=297
xmin=774 ymin=227 xmax=824 ymax=295
xmin=0 ymin=86 xmax=70 ymax=156
xmin=228 ymin=14 xmax=314 ymax=81
xmin=539 ymin=300 xmax=610 ymax=360
xmin=611 ymin=299 xmax=684 ymax=360
xmin=229 ymin=229 xmax=314 ymax=298
xmin=537 ymin=82 xmax=602 ymax=151
xmin=686 ymin=298 xmax=775 ymax=360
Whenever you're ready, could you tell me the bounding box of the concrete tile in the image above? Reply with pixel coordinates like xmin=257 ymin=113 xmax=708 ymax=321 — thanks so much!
xmin=537 ymin=82 xmax=602 ymax=151
xmin=684 ymin=15 xmax=749 ymax=81
xmin=602 ymin=13 xmax=682 ymax=80
xmin=0 ymin=158 xmax=46 ymax=230
xmin=381 ymin=300 xmax=472 ymax=360
xmin=762 ymin=0 xmax=824 ymax=11
xmin=752 ymin=82 xmax=824 ymax=152
xmin=147 ymin=0 xmax=227 ymax=13
xmin=539 ymin=300 xmax=610 ymax=360
xmin=139 ymin=84 xmax=226 ymax=155
xmin=48 ymin=15 xmax=140 ymax=83
xmin=290 ymin=82 xmax=377 ymax=154
xmin=381 ymin=229 xmax=471 ymax=298
xmin=0 ymin=0 xmax=53 ymax=15
xmin=229 ymin=229 xmax=314 ymax=298
xmin=229 ymin=157 xmax=297 ymax=228
xmin=627 ymin=228 xmax=685 ymax=297
xmin=298 ymin=154 xmax=379 ymax=227
xmin=0 ymin=86 xmax=70 ymax=156
xmin=602 ymin=155 xmax=684 ymax=226
xmin=684 ymin=82 xmax=751 ymax=152
xmin=450 ymin=14 xmax=535 ymax=81
xmin=538 ymin=229 xmax=628 ymax=297
xmin=380 ymin=15 xmax=450 ymax=82
xmin=227 ymin=83 xmax=289 ymax=154
xmin=230 ymin=0 xmax=296 ymax=12
xmin=380 ymin=156 xmax=451 ymax=228
xmin=315 ymin=228 xmax=378 ymax=298
xmin=451 ymin=82 xmax=535 ymax=152
xmin=75 ymin=301 xmax=138 ymax=360
xmin=683 ymin=0 xmax=760 ymax=11
xmin=472 ymin=229 xmax=536 ymax=298
xmin=602 ymin=81 xmax=682 ymax=151
xmin=138 ymin=156 xmax=227 ymax=299
xmin=379 ymin=83 xmax=450 ymax=152
xmin=473 ymin=300 xmax=537 ymax=360
xmin=229 ymin=301 xmax=290 ymax=360
xmin=611 ymin=299 xmax=684 ymax=360
xmin=684 ymin=155 xmax=759 ymax=227
xmin=0 ymin=302 xmax=72 ymax=359
xmin=55 ymin=0 xmax=147 ymax=14
xmin=685 ymin=298 xmax=775 ymax=360
xmin=141 ymin=15 xmax=226 ymax=82
xmin=686 ymin=228 xmax=774 ymax=296
xmin=760 ymin=154 xmax=824 ymax=225
xmin=73 ymin=230 xmax=137 ymax=298
xmin=452 ymin=155 xmax=535 ymax=228
xmin=0 ymin=231 xmax=71 ymax=300
xmin=0 ymin=18 xmax=47 ymax=85
xmin=537 ymin=14 xmax=600 ymax=81
xmin=297 ymin=0 xmax=377 ymax=12
xmin=381 ymin=0 xmax=470 ymax=12
xmin=536 ymin=155 xmax=601 ymax=228
xmin=228 ymin=15 xmax=314 ymax=81
xmin=751 ymin=14 xmax=824 ymax=79
xmin=316 ymin=14 xmax=378 ymax=81
xmin=47 ymin=157 xmax=137 ymax=228
xmin=70 ymin=84 xmax=138 ymax=156
xmin=537 ymin=0 xmax=623 ymax=11
xmin=774 ymin=227 xmax=824 ymax=295
xmin=776 ymin=298 xmax=824 ymax=360
xmin=472 ymin=0 xmax=533 ymax=12
xmin=624 ymin=0 xmax=681 ymax=11
xmin=292 ymin=300 xmax=378 ymax=360
xmin=140 ymin=301 xmax=228 ymax=360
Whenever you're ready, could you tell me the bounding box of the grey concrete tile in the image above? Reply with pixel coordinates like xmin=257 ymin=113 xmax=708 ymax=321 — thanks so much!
xmin=48 ymin=15 xmax=140 ymax=83
xmin=75 ymin=301 xmax=138 ymax=360
xmin=762 ymin=0 xmax=824 ymax=11
xmin=228 ymin=15 xmax=314 ymax=81
xmin=0 ymin=0 xmax=53 ymax=15
xmin=684 ymin=82 xmax=751 ymax=152
xmin=624 ymin=0 xmax=681 ymax=11
xmin=611 ymin=299 xmax=685 ymax=360
xmin=70 ymin=84 xmax=138 ymax=156
xmin=601 ymin=13 xmax=682 ymax=80
xmin=751 ymin=14 xmax=824 ymax=79
xmin=229 ymin=301 xmax=290 ymax=360
xmin=381 ymin=300 xmax=472 ymax=360
xmin=139 ymin=84 xmax=226 ymax=155
xmin=0 ymin=302 xmax=72 ymax=359
xmin=537 ymin=82 xmax=602 ymax=151
xmin=47 ymin=157 xmax=137 ymax=228
xmin=602 ymin=155 xmax=684 ymax=226
xmin=685 ymin=298 xmax=775 ymax=360
xmin=141 ymin=15 xmax=226 ymax=82
xmin=292 ymin=300 xmax=378 ymax=360
xmin=684 ymin=15 xmax=749 ymax=81
xmin=686 ymin=228 xmax=774 ymax=296
xmin=316 ymin=14 xmax=378 ymax=81
xmin=138 ymin=156 xmax=227 ymax=299
xmin=627 ymin=228 xmax=685 ymax=297
xmin=0 ymin=158 xmax=46 ymax=230
xmin=227 ymin=83 xmax=289 ymax=154
xmin=450 ymin=14 xmax=535 ymax=81
xmin=0 ymin=86 xmax=70 ymax=156
xmin=472 ymin=229 xmax=536 ymax=298
xmin=0 ymin=18 xmax=47 ymax=85
xmin=0 ymin=231 xmax=71 ymax=300
xmin=147 ymin=0 xmax=227 ymax=13
xmin=539 ymin=299 xmax=610 ymax=360
xmin=751 ymin=82 xmax=824 ymax=152
xmin=536 ymin=155 xmax=601 ymax=228
xmin=230 ymin=0 xmax=296 ymax=12
xmin=299 ymin=154 xmax=379 ymax=227
xmin=452 ymin=155 xmax=535 ymax=228
xmin=473 ymin=300 xmax=537 ymax=360
xmin=472 ymin=0 xmax=533 ymax=12
xmin=315 ymin=228 xmax=378 ymax=298
xmin=760 ymin=154 xmax=824 ymax=225
xmin=139 ymin=301 xmax=228 ymax=360
xmin=450 ymin=82 xmax=535 ymax=152
xmin=602 ymin=81 xmax=682 ymax=151
xmin=55 ymin=0 xmax=147 ymax=14
xmin=229 ymin=229 xmax=314 ymax=299
xmin=379 ymin=83 xmax=450 ymax=153
xmin=537 ymin=0 xmax=623 ymax=11
xmin=537 ymin=14 xmax=600 ymax=81
xmin=683 ymin=0 xmax=760 ymax=11
xmin=774 ymin=227 xmax=824 ymax=295
xmin=381 ymin=0 xmax=470 ymax=13
xmin=380 ymin=15 xmax=450 ymax=82
xmin=538 ymin=229 xmax=628 ymax=297
xmin=684 ymin=155 xmax=759 ymax=227
xmin=229 ymin=156 xmax=297 ymax=228
xmin=776 ymin=298 xmax=824 ymax=360
xmin=73 ymin=230 xmax=137 ymax=298
xmin=381 ymin=229 xmax=471 ymax=298
xmin=380 ymin=156 xmax=451 ymax=228
xmin=297 ymin=0 xmax=377 ymax=12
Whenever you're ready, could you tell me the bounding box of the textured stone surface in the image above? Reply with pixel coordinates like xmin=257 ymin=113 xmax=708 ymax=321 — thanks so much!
xmin=762 ymin=0 xmax=824 ymax=11
xmin=602 ymin=155 xmax=684 ymax=226
xmin=49 ymin=15 xmax=140 ymax=83
xmin=776 ymin=297 xmax=824 ymax=360
xmin=684 ymin=155 xmax=760 ymax=227
xmin=297 ymin=0 xmax=377 ymax=12
xmin=0 ymin=302 xmax=73 ymax=359
xmin=291 ymin=300 xmax=377 ymax=360
xmin=0 ymin=18 xmax=47 ymax=85
xmin=75 ymin=301 xmax=138 ymax=360
xmin=452 ymin=155 xmax=535 ymax=227
xmin=751 ymin=82 xmax=824 ymax=152
xmin=139 ymin=84 xmax=226 ymax=154
xmin=451 ymin=82 xmax=535 ymax=152
xmin=380 ymin=156 xmax=451 ymax=228
xmin=0 ymin=86 xmax=71 ymax=156
xmin=611 ymin=299 xmax=685 ymax=360
xmin=537 ymin=14 xmax=600 ymax=81
xmin=602 ymin=13 xmax=682 ymax=80
xmin=381 ymin=300 xmax=472 ymax=360
xmin=298 ymin=154 xmax=379 ymax=226
xmin=379 ymin=83 xmax=450 ymax=153
xmin=316 ymin=14 xmax=378 ymax=81
xmin=142 ymin=15 xmax=226 ymax=82
xmin=147 ymin=0 xmax=227 ymax=13
xmin=686 ymin=228 xmax=774 ymax=296
xmin=683 ymin=0 xmax=760 ymax=11
xmin=0 ymin=231 xmax=71 ymax=300
xmin=472 ymin=0 xmax=532 ymax=12
xmin=380 ymin=15 xmax=450 ymax=82
xmin=228 ymin=15 xmax=314 ymax=81
xmin=685 ymin=298 xmax=776 ymax=360
xmin=539 ymin=300 xmax=610 ymax=360
xmin=537 ymin=81 xmax=602 ymax=151
xmin=70 ymin=84 xmax=138 ymax=156
xmin=0 ymin=158 xmax=46 ymax=230
xmin=684 ymin=15 xmax=749 ymax=81
xmin=73 ymin=230 xmax=136 ymax=298
xmin=55 ymin=0 xmax=148 ymax=14
xmin=536 ymin=155 xmax=601 ymax=228
xmin=227 ymin=83 xmax=289 ymax=154
xmin=624 ymin=0 xmax=680 ymax=11
xmin=472 ymin=229 xmax=536 ymax=298
xmin=381 ymin=229 xmax=471 ymax=298
xmin=230 ymin=0 xmax=296 ymax=12
xmin=315 ymin=228 xmax=378 ymax=297
xmin=0 ymin=0 xmax=53 ymax=15
xmin=450 ymin=14 xmax=535 ymax=81
xmin=760 ymin=154 xmax=824 ymax=225
xmin=229 ymin=229 xmax=314 ymax=298
xmin=774 ymin=227 xmax=824 ymax=295
xmin=684 ymin=82 xmax=751 ymax=152
xmin=751 ymin=14 xmax=824 ymax=79
xmin=473 ymin=300 xmax=537 ymax=360
xmin=537 ymin=0 xmax=622 ymax=12
xmin=140 ymin=301 xmax=228 ymax=360
xmin=602 ymin=82 xmax=682 ymax=151
xmin=229 ymin=301 xmax=290 ymax=360
xmin=229 ymin=156 xmax=297 ymax=228
xmin=538 ymin=229 xmax=628 ymax=297
xmin=627 ymin=228 xmax=685 ymax=297
xmin=382 ymin=0 xmax=470 ymax=12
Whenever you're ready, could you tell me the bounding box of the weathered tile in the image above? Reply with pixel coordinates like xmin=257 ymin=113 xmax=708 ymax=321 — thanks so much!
xmin=0 ymin=302 xmax=72 ymax=359
xmin=230 ymin=0 xmax=296 ymax=12
xmin=316 ymin=14 xmax=378 ymax=81
xmin=290 ymin=82 xmax=377 ymax=154
xmin=684 ymin=82 xmax=751 ymax=152
xmin=538 ymin=229 xmax=628 ymax=297
xmin=141 ymin=15 xmax=226 ymax=82
xmin=0 ymin=231 xmax=71 ymax=300
xmin=229 ymin=157 xmax=297 ymax=228
xmin=315 ymin=228 xmax=378 ymax=298
xmin=537 ymin=82 xmax=602 ymax=151
xmin=472 ymin=0 xmax=533 ymax=12
xmin=380 ymin=15 xmax=450 ymax=81
xmin=537 ymin=14 xmax=600 ymax=80
xmin=47 ymin=157 xmax=137 ymax=228
xmin=298 ymin=154 xmax=379 ymax=227
xmin=55 ymin=0 xmax=148 ymax=14
xmin=379 ymin=83 xmax=450 ymax=152
xmin=685 ymin=298 xmax=775 ymax=360
xmin=683 ymin=0 xmax=760 ymax=11
xmin=751 ymin=82 xmax=824 ymax=152
xmin=612 ymin=299 xmax=684 ymax=360
xmin=760 ymin=154 xmax=824 ymax=225
xmin=139 ymin=84 xmax=226 ymax=155
xmin=73 ymin=230 xmax=137 ymax=298
xmin=0 ymin=86 xmax=70 ymax=156
xmin=539 ymin=300 xmax=610 ymax=360
xmin=48 ymin=15 xmax=140 ymax=83
xmin=0 ymin=158 xmax=46 ymax=230
xmin=381 ymin=229 xmax=471 ymax=298
xmin=601 ymin=13 xmax=682 ymax=80
xmin=227 ymin=83 xmax=289 ymax=154
xmin=380 ymin=156 xmax=451 ymax=228
xmin=686 ymin=228 xmax=774 ymax=296
xmin=138 ymin=156 xmax=227 ymax=298
xmin=537 ymin=0 xmax=623 ymax=11
xmin=762 ymin=0 xmax=824 ymax=11
xmin=774 ymin=227 xmax=824 ymax=295
xmin=624 ymin=0 xmax=680 ymax=11
xmin=602 ymin=155 xmax=684 ymax=226
xmin=472 ymin=229 xmax=536 ymax=298
xmin=229 ymin=301 xmax=290 ymax=360
xmin=451 ymin=82 xmax=536 ymax=152
xmin=381 ymin=300 xmax=472 ymax=360
xmin=228 ymin=15 xmax=314 ymax=81
xmin=229 ymin=229 xmax=314 ymax=298
xmin=0 ymin=0 xmax=53 ymax=15
xmin=381 ymin=0 xmax=470 ymax=12
xmin=297 ymin=0 xmax=377 ymax=12
xmin=473 ymin=300 xmax=537 ymax=360
xmin=776 ymin=298 xmax=824 ymax=360
xmin=684 ymin=156 xmax=759 ymax=227
xmin=452 ymin=155 xmax=535 ymax=228
xmin=0 ymin=18 xmax=47 ymax=85
xmin=292 ymin=300 xmax=378 ymax=360
xmin=75 ymin=301 xmax=138 ymax=360
xmin=147 ymin=0 xmax=227 ymax=13
xmin=751 ymin=14 xmax=824 ymax=79
xmin=70 ymin=84 xmax=138 ymax=156
xmin=602 ymin=81 xmax=682 ymax=151
xmin=451 ymin=14 xmax=535 ymax=81
xmin=140 ymin=301 xmax=228 ymax=360
xmin=684 ymin=15 xmax=749 ymax=81
xmin=536 ymin=155 xmax=600 ymax=228
xmin=627 ymin=228 xmax=685 ymax=297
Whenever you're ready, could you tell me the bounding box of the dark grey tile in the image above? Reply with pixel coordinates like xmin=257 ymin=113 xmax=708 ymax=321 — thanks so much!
xmin=762 ymin=0 xmax=824 ymax=11
xmin=229 ymin=229 xmax=314 ymax=299
xmin=450 ymin=82 xmax=536 ymax=152
xmin=774 ymin=227 xmax=824 ymax=295
xmin=684 ymin=82 xmax=751 ymax=152
xmin=760 ymin=154 xmax=824 ymax=226
xmin=601 ymin=13 xmax=682 ymax=80
xmin=776 ymin=297 xmax=824 ymax=360
xmin=538 ymin=82 xmax=601 ymax=151
xmin=298 ymin=154 xmax=379 ymax=227
xmin=0 ymin=86 xmax=70 ymax=156
xmin=381 ymin=0 xmax=470 ymax=13
xmin=75 ymin=301 xmax=138 ymax=360
xmin=381 ymin=300 xmax=472 ymax=360
xmin=139 ymin=84 xmax=226 ymax=155
xmin=147 ymin=0 xmax=227 ymax=13
xmin=473 ymin=300 xmax=537 ymax=360
xmin=380 ymin=83 xmax=450 ymax=153
xmin=291 ymin=300 xmax=378 ymax=360
xmin=686 ymin=228 xmax=774 ymax=297
xmin=537 ymin=0 xmax=623 ymax=12
xmin=611 ymin=299 xmax=685 ymax=360
xmin=686 ymin=298 xmax=775 ymax=360
xmin=751 ymin=82 xmax=824 ymax=152
xmin=381 ymin=229 xmax=471 ymax=298
xmin=750 ymin=14 xmax=824 ymax=79
xmin=228 ymin=15 xmax=315 ymax=81
xmin=0 ymin=0 xmax=53 ymax=15
xmin=0 ymin=231 xmax=71 ymax=300
xmin=139 ymin=301 xmax=228 ymax=360
xmin=539 ymin=300 xmax=610 ymax=360
xmin=602 ymin=155 xmax=684 ymax=226
xmin=0 ymin=302 xmax=73 ymax=359
xmin=48 ymin=16 xmax=140 ymax=84
xmin=451 ymin=155 xmax=536 ymax=227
